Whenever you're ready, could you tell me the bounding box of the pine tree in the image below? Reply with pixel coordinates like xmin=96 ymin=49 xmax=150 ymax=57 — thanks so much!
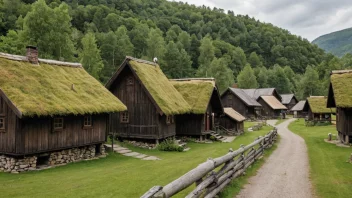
xmin=237 ymin=64 xmax=258 ymax=89
xmin=79 ymin=32 xmax=104 ymax=80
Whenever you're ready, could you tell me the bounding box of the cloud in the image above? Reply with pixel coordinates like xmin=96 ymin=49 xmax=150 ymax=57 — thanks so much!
xmin=176 ymin=0 xmax=352 ymax=41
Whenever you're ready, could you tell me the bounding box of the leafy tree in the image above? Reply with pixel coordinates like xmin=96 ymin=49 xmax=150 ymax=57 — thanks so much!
xmin=129 ymin=23 xmax=149 ymax=58
xmin=161 ymin=41 xmax=193 ymax=78
xmin=190 ymin=34 xmax=200 ymax=69
xmin=297 ymin=65 xmax=322 ymax=99
xmin=115 ymin=26 xmax=134 ymax=63
xmin=0 ymin=30 xmax=24 ymax=54
xmin=237 ymin=64 xmax=258 ymax=89
xmin=267 ymin=65 xmax=291 ymax=93
xmin=21 ymin=0 xmax=75 ymax=60
xmin=79 ymin=32 xmax=104 ymax=79
xmin=248 ymin=52 xmax=263 ymax=68
xmin=206 ymin=57 xmax=234 ymax=92
xmin=197 ymin=36 xmax=215 ymax=75
xmin=255 ymin=67 xmax=269 ymax=88
xmin=177 ymin=31 xmax=191 ymax=52
xmin=146 ymin=28 xmax=166 ymax=60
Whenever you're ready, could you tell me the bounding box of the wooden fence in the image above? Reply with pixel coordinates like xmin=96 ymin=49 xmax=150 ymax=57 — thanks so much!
xmin=141 ymin=128 xmax=278 ymax=198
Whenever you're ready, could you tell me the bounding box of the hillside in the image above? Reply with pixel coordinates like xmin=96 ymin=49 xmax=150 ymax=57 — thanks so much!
xmin=312 ymin=28 xmax=352 ymax=57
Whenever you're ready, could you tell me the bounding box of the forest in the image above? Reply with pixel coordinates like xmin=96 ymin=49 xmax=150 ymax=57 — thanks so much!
xmin=1 ymin=0 xmax=352 ymax=99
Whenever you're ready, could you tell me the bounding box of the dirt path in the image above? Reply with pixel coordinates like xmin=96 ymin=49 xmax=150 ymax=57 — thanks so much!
xmin=236 ymin=118 xmax=313 ymax=198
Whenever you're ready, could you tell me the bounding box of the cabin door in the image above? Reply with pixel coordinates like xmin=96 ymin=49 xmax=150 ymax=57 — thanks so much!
xmin=205 ymin=113 xmax=210 ymax=131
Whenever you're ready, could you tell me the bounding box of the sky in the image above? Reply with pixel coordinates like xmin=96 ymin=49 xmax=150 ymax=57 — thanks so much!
xmin=178 ymin=0 xmax=352 ymax=41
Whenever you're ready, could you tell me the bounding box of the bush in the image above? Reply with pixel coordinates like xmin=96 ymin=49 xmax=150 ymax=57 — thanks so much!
xmin=157 ymin=138 xmax=184 ymax=152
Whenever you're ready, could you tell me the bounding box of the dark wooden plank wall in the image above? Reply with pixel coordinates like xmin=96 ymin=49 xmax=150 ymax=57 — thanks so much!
xmin=218 ymin=116 xmax=244 ymax=132
xmin=17 ymin=114 xmax=107 ymax=155
xmin=109 ymin=66 xmax=172 ymax=140
xmin=221 ymin=91 xmax=256 ymax=118
xmin=286 ymin=98 xmax=298 ymax=111
xmin=0 ymin=96 xmax=17 ymax=154
xmin=175 ymin=114 xmax=203 ymax=136
xmin=337 ymin=108 xmax=352 ymax=136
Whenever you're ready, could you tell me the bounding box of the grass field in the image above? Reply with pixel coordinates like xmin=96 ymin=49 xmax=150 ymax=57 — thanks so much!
xmin=0 ymin=122 xmax=274 ymax=198
xmin=288 ymin=119 xmax=352 ymax=198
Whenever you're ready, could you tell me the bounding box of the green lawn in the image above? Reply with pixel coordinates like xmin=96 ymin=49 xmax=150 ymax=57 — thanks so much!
xmin=0 ymin=124 xmax=274 ymax=198
xmin=288 ymin=119 xmax=352 ymax=198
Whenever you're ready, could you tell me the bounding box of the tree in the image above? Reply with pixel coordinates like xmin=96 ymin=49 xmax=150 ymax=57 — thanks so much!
xmin=115 ymin=26 xmax=134 ymax=63
xmin=21 ymin=0 xmax=75 ymax=60
xmin=248 ymin=52 xmax=263 ymax=68
xmin=177 ymin=31 xmax=191 ymax=52
xmin=267 ymin=65 xmax=291 ymax=93
xmin=79 ymin=32 xmax=104 ymax=79
xmin=196 ymin=36 xmax=215 ymax=76
xmin=255 ymin=66 xmax=269 ymax=88
xmin=161 ymin=41 xmax=193 ymax=78
xmin=0 ymin=30 xmax=24 ymax=54
xmin=237 ymin=64 xmax=258 ymax=89
xmin=207 ymin=58 xmax=234 ymax=92
xmin=297 ymin=65 xmax=322 ymax=99
xmin=283 ymin=66 xmax=296 ymax=91
xmin=129 ymin=23 xmax=149 ymax=57
xmin=190 ymin=34 xmax=200 ymax=69
xmin=146 ymin=28 xmax=166 ymax=60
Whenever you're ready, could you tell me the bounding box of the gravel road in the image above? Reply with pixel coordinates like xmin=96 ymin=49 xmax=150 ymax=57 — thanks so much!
xmin=236 ymin=118 xmax=313 ymax=198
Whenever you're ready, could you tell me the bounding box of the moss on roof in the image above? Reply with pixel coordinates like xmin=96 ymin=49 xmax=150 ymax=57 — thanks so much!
xmin=171 ymin=80 xmax=215 ymax=114
xmin=307 ymin=96 xmax=335 ymax=113
xmin=129 ymin=60 xmax=190 ymax=115
xmin=0 ymin=57 xmax=127 ymax=117
xmin=331 ymin=72 xmax=352 ymax=107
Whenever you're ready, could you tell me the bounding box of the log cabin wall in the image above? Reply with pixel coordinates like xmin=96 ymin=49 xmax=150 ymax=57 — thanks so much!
xmin=287 ymin=98 xmax=298 ymax=110
xmin=258 ymin=98 xmax=278 ymax=118
xmin=337 ymin=108 xmax=352 ymax=136
xmin=219 ymin=116 xmax=235 ymax=130
xmin=158 ymin=115 xmax=176 ymax=139
xmin=109 ymin=66 xmax=172 ymax=140
xmin=16 ymin=114 xmax=107 ymax=155
xmin=0 ymin=96 xmax=18 ymax=154
xmin=221 ymin=91 xmax=255 ymax=118
xmin=175 ymin=114 xmax=203 ymax=136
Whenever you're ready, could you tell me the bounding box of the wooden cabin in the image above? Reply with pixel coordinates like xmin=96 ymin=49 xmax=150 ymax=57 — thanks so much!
xmin=221 ymin=88 xmax=262 ymax=119
xmin=242 ymin=88 xmax=282 ymax=102
xmin=106 ymin=57 xmax=190 ymax=142
xmin=304 ymin=96 xmax=335 ymax=122
xmin=257 ymin=96 xmax=287 ymax=118
xmin=171 ymin=78 xmax=223 ymax=138
xmin=327 ymin=70 xmax=352 ymax=144
xmin=218 ymin=108 xmax=246 ymax=135
xmin=0 ymin=47 xmax=126 ymax=171
xmin=291 ymin=100 xmax=308 ymax=118
xmin=281 ymin=94 xmax=298 ymax=112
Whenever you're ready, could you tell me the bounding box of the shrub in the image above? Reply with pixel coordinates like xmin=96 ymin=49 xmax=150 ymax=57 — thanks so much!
xmin=157 ymin=138 xmax=184 ymax=152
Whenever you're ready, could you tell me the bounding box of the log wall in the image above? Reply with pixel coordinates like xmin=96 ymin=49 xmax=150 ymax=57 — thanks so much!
xmin=221 ymin=91 xmax=257 ymax=118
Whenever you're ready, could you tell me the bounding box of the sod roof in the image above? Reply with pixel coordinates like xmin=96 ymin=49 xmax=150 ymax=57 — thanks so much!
xmin=0 ymin=52 xmax=127 ymax=117
xmin=307 ymin=96 xmax=335 ymax=113
xmin=330 ymin=71 xmax=352 ymax=107
xmin=125 ymin=57 xmax=190 ymax=115
xmin=171 ymin=79 xmax=215 ymax=114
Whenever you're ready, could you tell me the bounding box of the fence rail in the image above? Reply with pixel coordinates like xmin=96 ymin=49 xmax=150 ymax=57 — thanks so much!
xmin=141 ymin=128 xmax=278 ymax=198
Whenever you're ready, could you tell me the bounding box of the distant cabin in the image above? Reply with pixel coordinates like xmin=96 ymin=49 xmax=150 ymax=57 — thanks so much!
xmin=257 ymin=96 xmax=287 ymax=118
xmin=327 ymin=70 xmax=352 ymax=144
xmin=0 ymin=47 xmax=126 ymax=157
xmin=221 ymin=88 xmax=262 ymax=119
xmin=218 ymin=108 xmax=246 ymax=135
xmin=106 ymin=57 xmax=190 ymax=142
xmin=242 ymin=88 xmax=285 ymax=119
xmin=291 ymin=100 xmax=308 ymax=118
xmin=171 ymin=78 xmax=223 ymax=138
xmin=304 ymin=96 xmax=335 ymax=122
xmin=281 ymin=94 xmax=298 ymax=111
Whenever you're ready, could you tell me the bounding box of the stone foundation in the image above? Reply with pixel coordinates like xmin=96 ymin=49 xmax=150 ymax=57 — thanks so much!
xmin=0 ymin=144 xmax=106 ymax=173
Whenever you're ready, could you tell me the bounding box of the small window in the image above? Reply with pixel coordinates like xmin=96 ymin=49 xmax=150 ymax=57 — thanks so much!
xmin=166 ymin=115 xmax=172 ymax=124
xmin=53 ymin=118 xmax=64 ymax=130
xmin=127 ymin=77 xmax=134 ymax=85
xmin=84 ymin=115 xmax=92 ymax=127
xmin=120 ymin=111 xmax=129 ymax=123
xmin=0 ymin=117 xmax=5 ymax=130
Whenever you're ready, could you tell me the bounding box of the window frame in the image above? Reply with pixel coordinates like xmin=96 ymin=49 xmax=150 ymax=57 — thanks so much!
xmin=120 ymin=111 xmax=129 ymax=123
xmin=166 ymin=115 xmax=172 ymax=125
xmin=0 ymin=116 xmax=5 ymax=132
xmin=83 ymin=115 xmax=93 ymax=128
xmin=53 ymin=117 xmax=64 ymax=131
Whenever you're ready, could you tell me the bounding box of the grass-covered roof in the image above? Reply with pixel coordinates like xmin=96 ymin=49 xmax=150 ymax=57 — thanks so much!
xmin=128 ymin=59 xmax=190 ymax=115
xmin=171 ymin=79 xmax=215 ymax=114
xmin=307 ymin=96 xmax=335 ymax=113
xmin=0 ymin=54 xmax=127 ymax=117
xmin=330 ymin=71 xmax=352 ymax=107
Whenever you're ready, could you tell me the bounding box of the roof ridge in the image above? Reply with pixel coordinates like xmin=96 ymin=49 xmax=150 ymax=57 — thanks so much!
xmin=170 ymin=78 xmax=215 ymax=81
xmin=331 ymin=70 xmax=352 ymax=75
xmin=126 ymin=56 xmax=158 ymax=66
xmin=0 ymin=52 xmax=82 ymax=68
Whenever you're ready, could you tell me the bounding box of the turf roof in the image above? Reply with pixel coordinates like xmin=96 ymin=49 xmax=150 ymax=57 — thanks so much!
xmin=330 ymin=72 xmax=352 ymax=107
xmin=307 ymin=96 xmax=335 ymax=113
xmin=0 ymin=54 xmax=127 ymax=117
xmin=171 ymin=80 xmax=215 ymax=114
xmin=128 ymin=60 xmax=190 ymax=115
